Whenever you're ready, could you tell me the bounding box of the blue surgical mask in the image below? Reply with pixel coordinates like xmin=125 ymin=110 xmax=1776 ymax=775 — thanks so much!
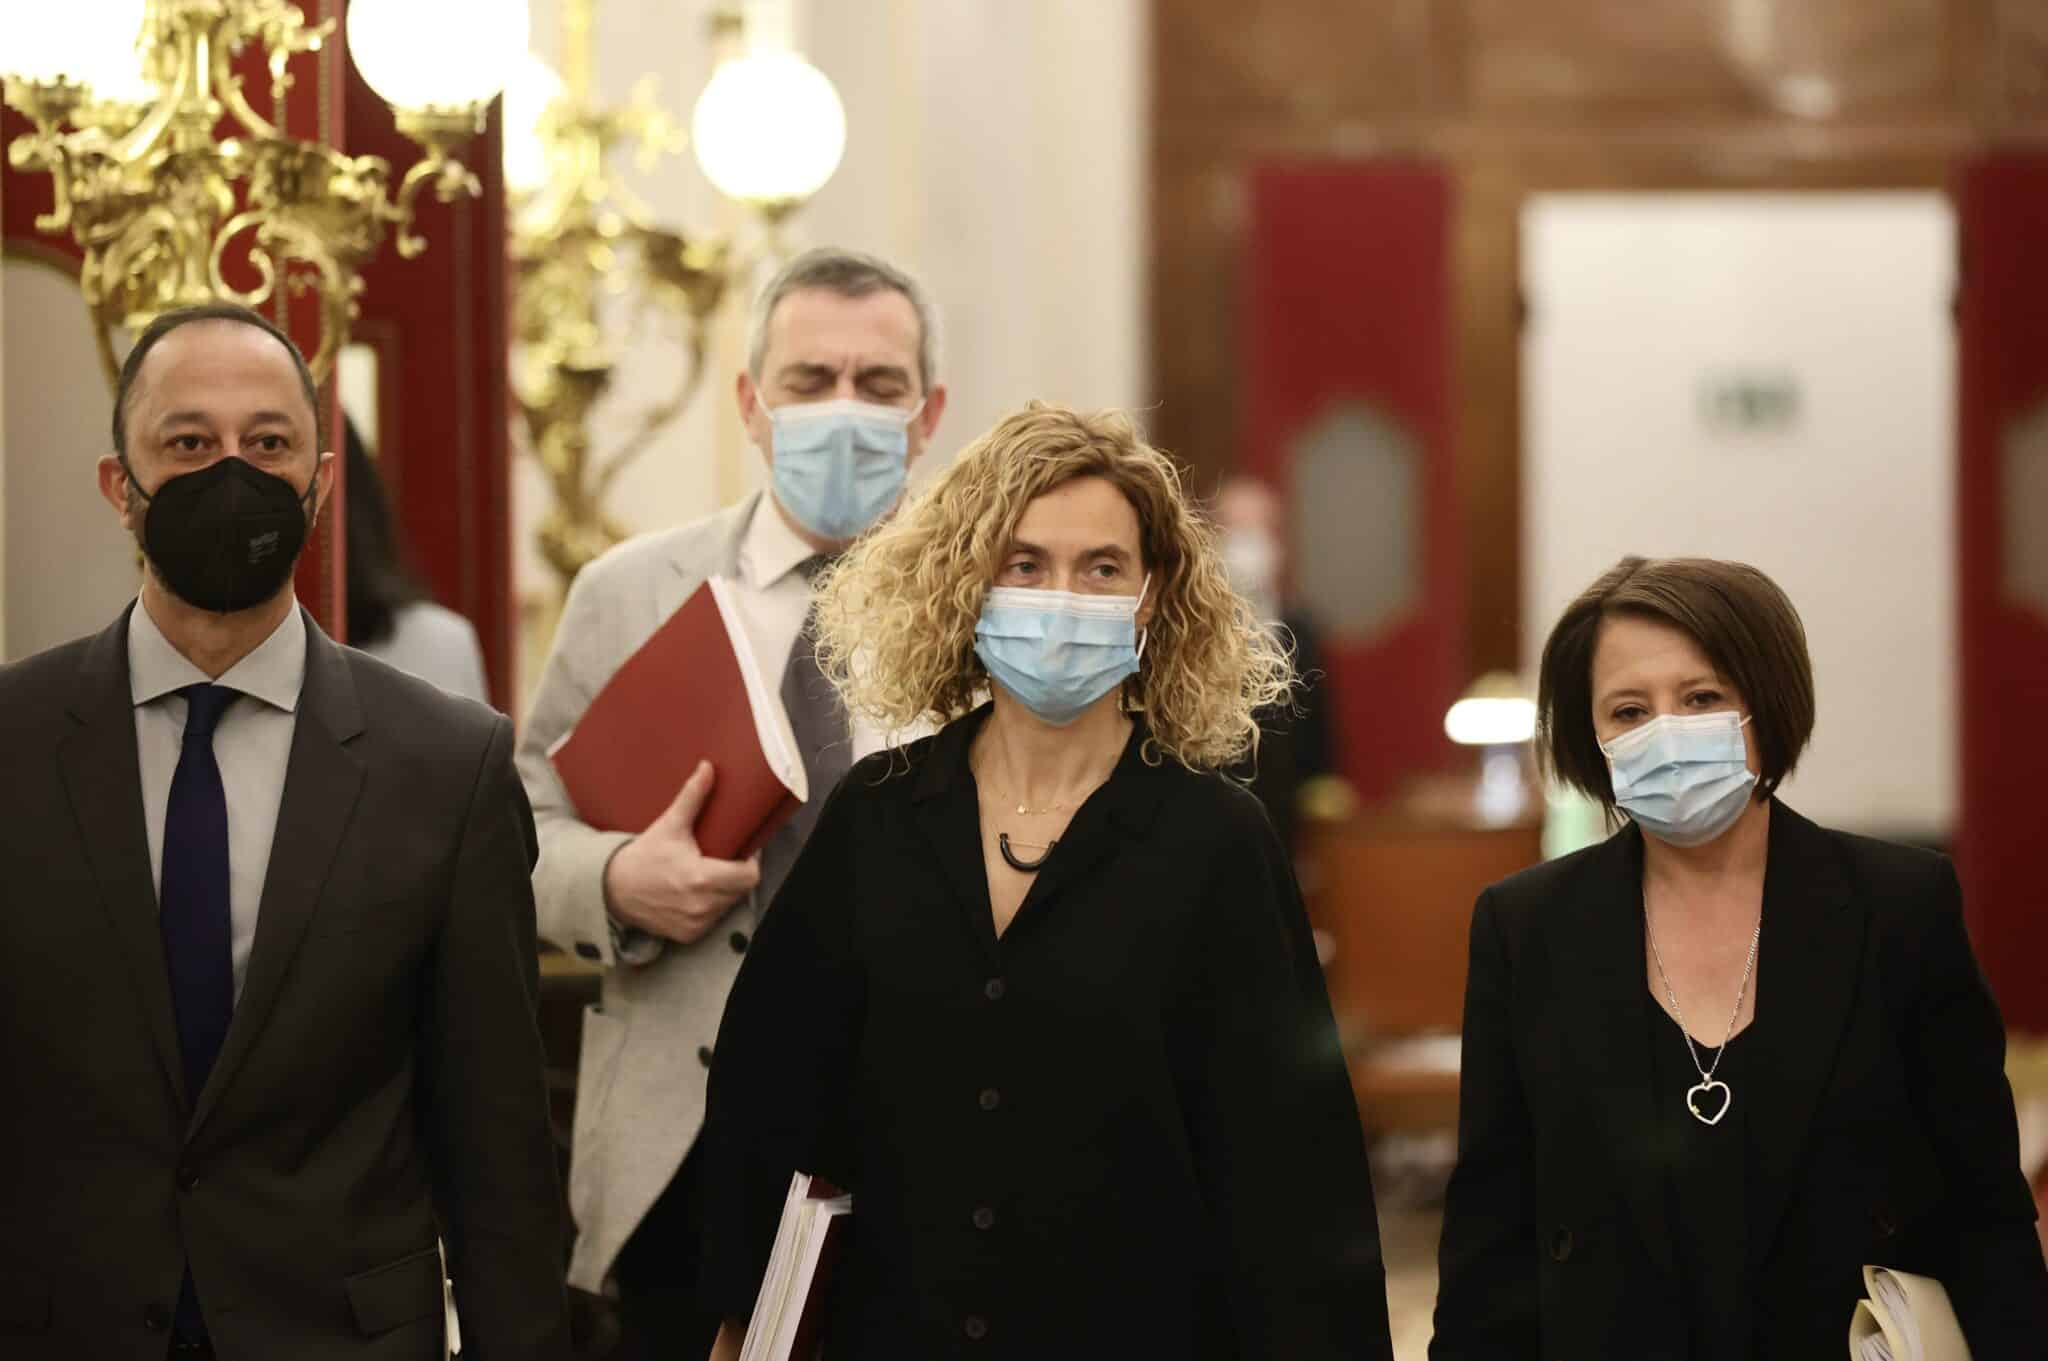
xmin=1601 ymin=711 xmax=1758 ymax=848
xmin=763 ymin=396 xmax=923 ymax=541
xmin=974 ymin=578 xmax=1150 ymax=726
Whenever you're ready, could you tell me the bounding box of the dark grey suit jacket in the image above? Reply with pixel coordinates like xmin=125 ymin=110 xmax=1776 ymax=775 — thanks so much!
xmin=0 ymin=606 xmax=572 ymax=1360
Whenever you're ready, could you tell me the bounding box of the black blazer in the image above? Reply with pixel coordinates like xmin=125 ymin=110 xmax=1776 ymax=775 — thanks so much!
xmin=697 ymin=706 xmax=1394 ymax=1360
xmin=1430 ymin=801 xmax=2048 ymax=1360
xmin=0 ymin=608 xmax=572 ymax=1360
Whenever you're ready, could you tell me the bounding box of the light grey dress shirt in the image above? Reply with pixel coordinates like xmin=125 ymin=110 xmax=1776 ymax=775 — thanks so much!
xmin=129 ymin=601 xmax=306 ymax=1002
xmin=731 ymin=496 xmax=886 ymax=761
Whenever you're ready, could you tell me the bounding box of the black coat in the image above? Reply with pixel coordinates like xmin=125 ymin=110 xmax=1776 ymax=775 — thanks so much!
xmin=698 ymin=706 xmax=1394 ymax=1360
xmin=0 ymin=608 xmax=571 ymax=1359
xmin=1430 ymin=801 xmax=2048 ymax=1360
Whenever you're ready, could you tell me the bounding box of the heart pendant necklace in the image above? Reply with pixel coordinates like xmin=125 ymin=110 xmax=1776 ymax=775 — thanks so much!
xmin=1646 ymin=901 xmax=1761 ymax=1127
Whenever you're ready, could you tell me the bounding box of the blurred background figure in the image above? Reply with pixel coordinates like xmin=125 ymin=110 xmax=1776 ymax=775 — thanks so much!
xmin=1213 ymin=473 xmax=1336 ymax=859
xmin=345 ymin=420 xmax=492 ymax=705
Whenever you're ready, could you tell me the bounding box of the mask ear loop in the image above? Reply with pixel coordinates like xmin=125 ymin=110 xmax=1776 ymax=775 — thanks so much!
xmin=118 ymin=454 xmax=154 ymax=507
xmin=1134 ymin=573 xmax=1152 ymax=663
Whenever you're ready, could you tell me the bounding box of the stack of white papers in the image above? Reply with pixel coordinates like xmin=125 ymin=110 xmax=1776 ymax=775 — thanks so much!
xmin=740 ymin=1172 xmax=854 ymax=1361
xmin=1849 ymin=1267 xmax=1971 ymax=1361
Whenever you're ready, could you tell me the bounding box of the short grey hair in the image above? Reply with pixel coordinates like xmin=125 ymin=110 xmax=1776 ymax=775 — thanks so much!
xmin=747 ymin=247 xmax=939 ymax=391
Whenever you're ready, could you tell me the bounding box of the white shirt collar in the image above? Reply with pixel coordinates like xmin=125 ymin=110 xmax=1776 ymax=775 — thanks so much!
xmin=128 ymin=598 xmax=308 ymax=714
xmin=736 ymin=493 xmax=820 ymax=592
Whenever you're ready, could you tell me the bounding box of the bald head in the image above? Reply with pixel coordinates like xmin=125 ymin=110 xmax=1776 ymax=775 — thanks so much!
xmin=114 ymin=303 xmax=319 ymax=457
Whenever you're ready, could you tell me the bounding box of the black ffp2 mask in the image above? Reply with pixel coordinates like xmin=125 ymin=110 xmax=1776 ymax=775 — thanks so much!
xmin=123 ymin=456 xmax=316 ymax=613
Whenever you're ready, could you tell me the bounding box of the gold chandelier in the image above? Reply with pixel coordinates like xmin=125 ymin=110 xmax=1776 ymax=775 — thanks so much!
xmin=507 ymin=0 xmax=847 ymax=590
xmin=1 ymin=0 xmax=523 ymax=387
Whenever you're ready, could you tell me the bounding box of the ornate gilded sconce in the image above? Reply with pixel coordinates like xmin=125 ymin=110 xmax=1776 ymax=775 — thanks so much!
xmin=506 ymin=0 xmax=846 ymax=591
xmin=1 ymin=0 xmax=523 ymax=388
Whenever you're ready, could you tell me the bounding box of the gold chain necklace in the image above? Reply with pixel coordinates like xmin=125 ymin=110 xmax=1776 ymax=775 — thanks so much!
xmin=980 ymin=757 xmax=1117 ymax=819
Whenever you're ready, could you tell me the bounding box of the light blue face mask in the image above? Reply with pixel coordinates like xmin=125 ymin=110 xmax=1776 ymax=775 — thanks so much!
xmin=1601 ymin=710 xmax=1758 ymax=848
xmin=763 ymin=396 xmax=923 ymax=541
xmin=974 ymin=578 xmax=1150 ymax=727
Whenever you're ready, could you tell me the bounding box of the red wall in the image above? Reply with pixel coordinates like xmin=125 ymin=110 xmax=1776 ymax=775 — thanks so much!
xmin=1245 ymin=162 xmax=1464 ymax=806
xmin=341 ymin=0 xmax=515 ymax=710
xmin=1956 ymin=153 xmax=2048 ymax=1033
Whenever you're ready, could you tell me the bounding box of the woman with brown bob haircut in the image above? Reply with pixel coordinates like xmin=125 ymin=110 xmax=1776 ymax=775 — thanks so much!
xmin=1431 ymin=556 xmax=2048 ymax=1360
xmin=697 ymin=403 xmax=1395 ymax=1360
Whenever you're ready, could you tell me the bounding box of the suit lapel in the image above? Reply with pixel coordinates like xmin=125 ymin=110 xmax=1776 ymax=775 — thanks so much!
xmin=661 ymin=491 xmax=760 ymax=618
xmin=57 ymin=607 xmax=191 ymax=1110
xmin=1555 ymin=826 xmax=1677 ymax=1277
xmin=1744 ymin=801 xmax=1863 ymax=1265
xmin=189 ymin=619 xmax=365 ymax=1139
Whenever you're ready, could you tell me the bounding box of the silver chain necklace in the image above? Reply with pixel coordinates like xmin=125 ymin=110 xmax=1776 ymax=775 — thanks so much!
xmin=1645 ymin=903 xmax=1761 ymax=1127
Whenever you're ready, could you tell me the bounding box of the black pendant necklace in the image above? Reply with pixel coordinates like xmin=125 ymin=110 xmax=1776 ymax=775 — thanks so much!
xmin=998 ymin=832 xmax=1056 ymax=873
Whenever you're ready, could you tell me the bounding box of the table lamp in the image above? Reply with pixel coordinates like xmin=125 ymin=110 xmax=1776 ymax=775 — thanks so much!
xmin=1443 ymin=671 xmax=1538 ymax=826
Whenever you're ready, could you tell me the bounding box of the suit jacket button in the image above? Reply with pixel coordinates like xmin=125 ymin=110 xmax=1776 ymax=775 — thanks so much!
xmin=972 ymin=1206 xmax=995 ymax=1231
xmin=963 ymin=1314 xmax=989 ymax=1341
xmin=978 ymin=1087 xmax=1001 ymax=1112
xmin=575 ymin=941 xmax=602 ymax=961
xmin=1550 ymin=1227 xmax=1574 ymax=1262
xmin=144 ymin=1303 xmax=171 ymax=1332
xmin=698 ymin=1046 xmax=714 ymax=1068
xmin=729 ymin=930 xmax=750 ymax=955
xmin=983 ymin=978 xmax=1006 ymax=1002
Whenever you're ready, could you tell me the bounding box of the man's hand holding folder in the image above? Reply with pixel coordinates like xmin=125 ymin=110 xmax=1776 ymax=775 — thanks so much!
xmin=549 ymin=576 xmax=811 ymax=949
xmin=602 ymin=759 xmax=762 ymax=945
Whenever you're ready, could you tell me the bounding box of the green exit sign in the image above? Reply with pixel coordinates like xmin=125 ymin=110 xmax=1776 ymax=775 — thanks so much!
xmin=1700 ymin=371 xmax=1802 ymax=434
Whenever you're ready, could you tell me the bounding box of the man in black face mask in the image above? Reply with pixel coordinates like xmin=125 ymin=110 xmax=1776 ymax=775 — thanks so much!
xmin=0 ymin=303 xmax=572 ymax=1360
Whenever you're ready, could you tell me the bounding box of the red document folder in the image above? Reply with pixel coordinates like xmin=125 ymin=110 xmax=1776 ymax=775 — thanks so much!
xmin=548 ymin=577 xmax=806 ymax=861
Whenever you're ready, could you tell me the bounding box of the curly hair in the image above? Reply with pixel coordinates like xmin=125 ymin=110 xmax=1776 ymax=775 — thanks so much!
xmin=813 ymin=402 xmax=1295 ymax=771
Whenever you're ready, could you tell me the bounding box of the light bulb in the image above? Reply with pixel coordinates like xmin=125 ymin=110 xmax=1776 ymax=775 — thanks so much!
xmin=4 ymin=0 xmax=146 ymax=91
xmin=349 ymin=0 xmax=526 ymax=112
xmin=691 ymin=50 xmax=845 ymax=207
xmin=502 ymin=51 xmax=565 ymax=196
xmin=1444 ymin=697 xmax=1537 ymax=746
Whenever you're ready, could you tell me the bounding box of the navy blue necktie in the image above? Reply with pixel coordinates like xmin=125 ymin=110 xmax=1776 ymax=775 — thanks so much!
xmin=161 ymin=682 xmax=240 ymax=1102
xmin=161 ymin=683 xmax=239 ymax=1343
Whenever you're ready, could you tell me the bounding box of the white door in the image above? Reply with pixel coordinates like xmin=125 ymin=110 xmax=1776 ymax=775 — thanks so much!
xmin=1521 ymin=193 xmax=1956 ymax=840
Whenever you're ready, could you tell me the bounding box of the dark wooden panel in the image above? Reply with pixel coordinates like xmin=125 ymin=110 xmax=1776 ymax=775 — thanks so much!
xmin=1994 ymin=0 xmax=2048 ymax=125
xmin=1458 ymin=0 xmax=1951 ymax=118
xmin=1714 ymin=0 xmax=1953 ymax=114
xmin=1147 ymin=145 xmax=1244 ymax=484
xmin=1154 ymin=0 xmax=1439 ymax=118
xmin=1459 ymin=0 xmax=1754 ymax=114
xmin=1153 ymin=0 xmax=2003 ymax=682
xmin=1451 ymin=164 xmax=1522 ymax=676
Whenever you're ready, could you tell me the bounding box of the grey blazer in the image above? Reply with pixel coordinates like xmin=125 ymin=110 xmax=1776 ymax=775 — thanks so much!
xmin=515 ymin=493 xmax=775 ymax=1295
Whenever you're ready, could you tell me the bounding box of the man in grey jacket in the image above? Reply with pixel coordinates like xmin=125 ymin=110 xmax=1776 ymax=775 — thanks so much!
xmin=516 ymin=247 xmax=947 ymax=1360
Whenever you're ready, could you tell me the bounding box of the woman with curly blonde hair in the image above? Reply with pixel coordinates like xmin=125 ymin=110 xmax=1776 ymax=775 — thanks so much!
xmin=698 ymin=403 xmax=1394 ymax=1361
